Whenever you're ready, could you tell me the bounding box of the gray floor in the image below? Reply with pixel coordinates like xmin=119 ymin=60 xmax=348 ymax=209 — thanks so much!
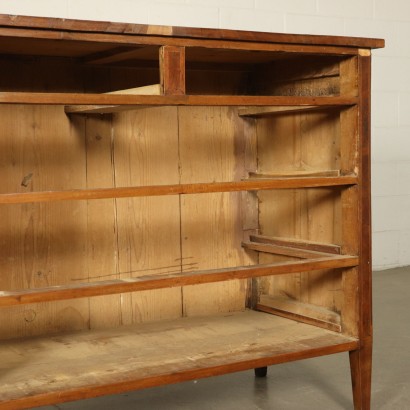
xmin=39 ymin=267 xmax=410 ymax=410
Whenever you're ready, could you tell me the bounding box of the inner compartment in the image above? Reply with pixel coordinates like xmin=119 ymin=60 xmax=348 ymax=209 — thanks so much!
xmin=0 ymin=103 xmax=353 ymax=340
xmin=0 ymin=36 xmax=160 ymax=93
xmin=185 ymin=47 xmax=349 ymax=96
xmin=0 ymin=37 xmax=357 ymax=98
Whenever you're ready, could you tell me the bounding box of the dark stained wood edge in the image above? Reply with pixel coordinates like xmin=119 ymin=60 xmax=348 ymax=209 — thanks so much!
xmin=0 ymin=176 xmax=358 ymax=205
xmin=160 ymin=46 xmax=185 ymax=95
xmin=0 ymin=337 xmax=359 ymax=410
xmin=348 ymin=52 xmax=373 ymax=410
xmin=0 ymin=256 xmax=358 ymax=307
xmin=0 ymin=14 xmax=385 ymax=49
xmin=0 ymin=26 xmax=362 ymax=57
xmin=0 ymin=93 xmax=360 ymax=107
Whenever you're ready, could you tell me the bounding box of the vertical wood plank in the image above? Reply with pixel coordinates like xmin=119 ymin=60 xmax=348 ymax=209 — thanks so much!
xmin=113 ymin=107 xmax=182 ymax=324
xmin=339 ymin=57 xmax=360 ymax=337
xmin=160 ymin=46 xmax=186 ymax=95
xmin=179 ymin=106 xmax=253 ymax=316
xmin=0 ymin=106 xmax=90 ymax=339
xmin=84 ymin=115 xmax=122 ymax=329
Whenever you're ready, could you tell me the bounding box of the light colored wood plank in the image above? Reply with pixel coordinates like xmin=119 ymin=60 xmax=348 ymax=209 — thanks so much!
xmin=0 ymin=310 xmax=358 ymax=409
xmin=0 ymin=105 xmax=90 ymax=339
xmin=65 ymin=84 xmax=161 ymax=114
xmin=178 ymin=106 xmax=255 ymax=316
xmin=257 ymin=294 xmax=342 ymax=332
xmin=107 ymin=84 xmax=161 ymax=95
xmin=113 ymin=107 xmax=182 ymax=324
xmin=84 ymin=116 xmax=121 ymax=329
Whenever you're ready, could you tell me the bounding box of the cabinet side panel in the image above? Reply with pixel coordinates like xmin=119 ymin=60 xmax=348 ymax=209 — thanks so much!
xmin=257 ymin=110 xmax=342 ymax=313
xmin=0 ymin=106 xmax=90 ymax=339
xmin=113 ymin=107 xmax=182 ymax=324
xmin=179 ymin=107 xmax=253 ymax=316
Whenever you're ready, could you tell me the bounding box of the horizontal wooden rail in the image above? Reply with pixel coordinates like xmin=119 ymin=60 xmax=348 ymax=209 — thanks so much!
xmin=0 ymin=92 xmax=359 ymax=107
xmin=0 ymin=255 xmax=358 ymax=307
xmin=0 ymin=176 xmax=357 ymax=205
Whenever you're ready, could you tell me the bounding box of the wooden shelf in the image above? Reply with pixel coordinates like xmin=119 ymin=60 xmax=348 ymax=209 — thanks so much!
xmin=0 ymin=255 xmax=358 ymax=307
xmin=0 ymin=310 xmax=358 ymax=409
xmin=0 ymin=92 xmax=358 ymax=108
xmin=0 ymin=176 xmax=357 ymax=205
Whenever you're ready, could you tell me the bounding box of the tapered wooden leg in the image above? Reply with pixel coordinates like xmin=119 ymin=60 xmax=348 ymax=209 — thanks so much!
xmin=349 ymin=341 xmax=372 ymax=410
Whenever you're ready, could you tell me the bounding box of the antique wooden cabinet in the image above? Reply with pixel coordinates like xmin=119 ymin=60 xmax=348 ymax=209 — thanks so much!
xmin=0 ymin=15 xmax=384 ymax=410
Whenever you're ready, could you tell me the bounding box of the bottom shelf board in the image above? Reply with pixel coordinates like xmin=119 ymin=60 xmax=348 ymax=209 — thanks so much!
xmin=0 ymin=310 xmax=358 ymax=409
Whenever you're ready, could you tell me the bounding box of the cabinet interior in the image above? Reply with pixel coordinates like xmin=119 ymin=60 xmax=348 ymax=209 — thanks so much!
xmin=0 ymin=97 xmax=353 ymax=339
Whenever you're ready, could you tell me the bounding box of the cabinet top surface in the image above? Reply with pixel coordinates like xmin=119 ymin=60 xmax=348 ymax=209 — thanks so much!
xmin=0 ymin=14 xmax=384 ymax=49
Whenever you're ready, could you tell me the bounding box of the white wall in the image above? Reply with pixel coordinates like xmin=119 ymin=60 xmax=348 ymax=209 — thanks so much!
xmin=0 ymin=0 xmax=408 ymax=270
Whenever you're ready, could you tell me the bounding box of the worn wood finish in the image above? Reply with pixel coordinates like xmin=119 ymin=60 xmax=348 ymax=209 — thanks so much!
xmin=348 ymin=52 xmax=373 ymax=410
xmin=0 ymin=256 xmax=358 ymax=308
xmin=0 ymin=310 xmax=359 ymax=410
xmin=257 ymin=294 xmax=342 ymax=332
xmin=0 ymin=26 xmax=365 ymax=57
xmin=178 ymin=106 xmax=251 ymax=316
xmin=256 ymin=106 xmax=343 ymax=314
xmin=0 ymin=94 xmax=349 ymax=108
xmin=241 ymin=241 xmax=337 ymax=259
xmin=160 ymin=46 xmax=185 ymax=95
xmin=65 ymin=85 xmax=162 ymax=120
xmin=84 ymin=116 xmax=122 ymax=329
xmin=0 ymin=105 xmax=90 ymax=340
xmin=0 ymin=14 xmax=385 ymax=48
xmin=113 ymin=107 xmax=182 ymax=325
xmin=248 ymin=234 xmax=341 ymax=255
xmin=0 ymin=176 xmax=358 ymax=205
